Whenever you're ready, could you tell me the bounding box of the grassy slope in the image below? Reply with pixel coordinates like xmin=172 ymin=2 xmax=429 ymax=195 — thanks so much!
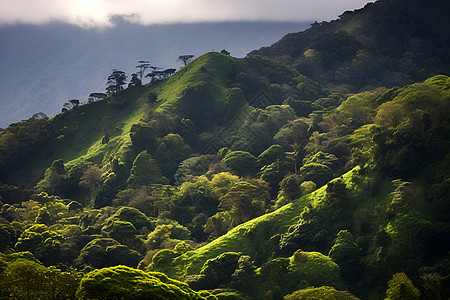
xmin=46 ymin=88 xmax=151 ymax=169
xmin=157 ymin=166 xmax=372 ymax=280
xmin=13 ymin=52 xmax=235 ymax=185
xmin=155 ymin=52 xmax=234 ymax=116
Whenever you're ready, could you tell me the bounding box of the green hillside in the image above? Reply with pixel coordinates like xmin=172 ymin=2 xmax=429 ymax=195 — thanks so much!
xmin=251 ymin=0 xmax=450 ymax=92
xmin=1 ymin=0 xmax=450 ymax=299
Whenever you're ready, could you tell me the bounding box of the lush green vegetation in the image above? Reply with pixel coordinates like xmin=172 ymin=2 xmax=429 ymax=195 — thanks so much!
xmin=1 ymin=0 xmax=450 ymax=298
xmin=251 ymin=0 xmax=450 ymax=93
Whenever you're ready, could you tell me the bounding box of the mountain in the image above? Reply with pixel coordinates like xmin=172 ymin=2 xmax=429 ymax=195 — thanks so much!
xmin=0 ymin=0 xmax=450 ymax=299
xmin=0 ymin=20 xmax=310 ymax=128
xmin=250 ymin=0 xmax=450 ymax=92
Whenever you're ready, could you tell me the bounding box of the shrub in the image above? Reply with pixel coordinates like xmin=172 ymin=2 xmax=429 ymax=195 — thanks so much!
xmin=257 ymin=144 xmax=285 ymax=167
xmin=77 ymin=265 xmax=210 ymax=300
xmin=300 ymin=163 xmax=333 ymax=187
xmin=284 ymin=286 xmax=359 ymax=300
xmin=222 ymin=151 xmax=258 ymax=176
xmin=385 ymin=272 xmax=420 ymax=300
xmin=127 ymin=151 xmax=168 ymax=187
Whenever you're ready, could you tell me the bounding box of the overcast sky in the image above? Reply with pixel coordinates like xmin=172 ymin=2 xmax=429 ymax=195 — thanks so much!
xmin=0 ymin=0 xmax=375 ymax=27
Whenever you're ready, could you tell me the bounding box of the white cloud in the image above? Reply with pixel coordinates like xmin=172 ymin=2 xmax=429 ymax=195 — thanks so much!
xmin=0 ymin=0 xmax=375 ymax=27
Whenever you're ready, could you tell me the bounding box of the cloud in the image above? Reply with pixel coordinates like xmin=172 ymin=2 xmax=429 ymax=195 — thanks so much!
xmin=0 ymin=0 xmax=374 ymax=27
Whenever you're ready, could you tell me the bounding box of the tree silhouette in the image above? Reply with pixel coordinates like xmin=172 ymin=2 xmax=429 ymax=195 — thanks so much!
xmin=88 ymin=93 xmax=107 ymax=103
xmin=177 ymin=55 xmax=194 ymax=66
xmin=130 ymin=73 xmax=142 ymax=87
xmin=31 ymin=112 xmax=48 ymax=119
xmin=106 ymin=70 xmax=127 ymax=94
xmin=69 ymin=99 xmax=80 ymax=107
xmin=135 ymin=60 xmax=151 ymax=81
xmin=61 ymin=99 xmax=80 ymax=112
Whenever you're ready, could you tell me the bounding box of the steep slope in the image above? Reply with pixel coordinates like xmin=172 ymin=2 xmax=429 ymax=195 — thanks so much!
xmin=0 ymin=21 xmax=310 ymax=128
xmin=0 ymin=52 xmax=251 ymax=189
xmin=1 ymin=29 xmax=449 ymax=299
xmin=250 ymin=0 xmax=450 ymax=91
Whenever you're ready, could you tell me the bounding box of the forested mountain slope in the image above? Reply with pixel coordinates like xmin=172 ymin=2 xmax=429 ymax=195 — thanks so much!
xmin=0 ymin=21 xmax=309 ymax=128
xmin=250 ymin=0 xmax=450 ymax=92
xmin=0 ymin=0 xmax=449 ymax=299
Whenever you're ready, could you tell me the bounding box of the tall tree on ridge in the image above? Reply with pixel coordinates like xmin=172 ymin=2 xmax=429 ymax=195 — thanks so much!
xmin=106 ymin=70 xmax=127 ymax=94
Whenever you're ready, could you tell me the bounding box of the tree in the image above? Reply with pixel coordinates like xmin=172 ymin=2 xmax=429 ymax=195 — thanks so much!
xmin=61 ymin=99 xmax=79 ymax=112
xmin=0 ymin=258 xmax=82 ymax=300
xmin=257 ymin=144 xmax=285 ymax=167
xmin=79 ymin=165 xmax=103 ymax=193
xmin=275 ymin=173 xmax=303 ymax=208
xmin=178 ymin=55 xmax=195 ymax=66
xmin=219 ymin=179 xmax=269 ymax=226
xmin=31 ymin=112 xmax=48 ymax=119
xmin=106 ymin=69 xmax=127 ymax=94
xmin=130 ymin=73 xmax=142 ymax=87
xmin=222 ymin=151 xmax=258 ymax=177
xmin=385 ymin=272 xmax=420 ymax=300
xmin=88 ymin=93 xmax=107 ymax=103
xmin=285 ymin=286 xmax=359 ymax=300
xmin=135 ymin=60 xmax=151 ymax=81
xmin=35 ymin=159 xmax=67 ymax=196
xmin=328 ymin=230 xmax=362 ymax=281
xmin=127 ymin=151 xmax=168 ymax=187
xmin=77 ymin=266 xmax=208 ymax=300
xmin=300 ymin=163 xmax=334 ymax=187
xmin=101 ymin=116 xmax=115 ymax=143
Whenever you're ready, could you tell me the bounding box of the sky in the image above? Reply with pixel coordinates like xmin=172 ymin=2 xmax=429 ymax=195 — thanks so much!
xmin=0 ymin=0 xmax=375 ymax=27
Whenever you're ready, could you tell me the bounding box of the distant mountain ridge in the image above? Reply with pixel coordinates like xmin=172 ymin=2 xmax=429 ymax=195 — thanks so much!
xmin=0 ymin=20 xmax=310 ymax=128
xmin=250 ymin=0 xmax=450 ymax=92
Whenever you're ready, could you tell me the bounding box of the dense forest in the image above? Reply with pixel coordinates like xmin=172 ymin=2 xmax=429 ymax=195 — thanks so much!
xmin=0 ymin=0 xmax=449 ymax=299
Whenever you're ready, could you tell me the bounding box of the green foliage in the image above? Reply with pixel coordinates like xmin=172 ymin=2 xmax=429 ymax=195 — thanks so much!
xmin=284 ymin=286 xmax=359 ymax=300
xmin=300 ymin=163 xmax=334 ymax=187
xmin=384 ymin=272 xmax=420 ymax=300
xmin=109 ymin=206 xmax=154 ymax=230
xmin=155 ymin=133 xmax=192 ymax=177
xmin=372 ymin=80 xmax=450 ymax=175
xmin=295 ymin=75 xmax=329 ymax=100
xmin=0 ymin=117 xmax=48 ymax=177
xmin=274 ymin=118 xmax=309 ymax=151
xmin=127 ymin=150 xmax=168 ymax=187
xmin=102 ymin=220 xmax=137 ymax=243
xmin=303 ymin=151 xmax=341 ymax=173
xmin=35 ymin=159 xmax=68 ymax=197
xmin=224 ymin=88 xmax=247 ymax=121
xmin=219 ymin=179 xmax=270 ymax=227
xmin=77 ymin=265 xmax=212 ymax=300
xmin=252 ymin=0 xmax=450 ymax=90
xmin=234 ymin=105 xmax=296 ymax=154
xmin=222 ymin=151 xmax=258 ymax=176
xmin=290 ymin=249 xmax=344 ymax=288
xmin=185 ymin=252 xmax=242 ymax=290
xmin=421 ymin=272 xmax=445 ymax=300
xmin=1 ymin=26 xmax=450 ymax=300
xmin=260 ymin=159 xmax=294 ymax=198
xmin=275 ymin=173 xmax=303 ymax=208
xmin=0 ymin=221 xmax=14 ymax=251
xmin=175 ymin=155 xmax=220 ymax=183
xmin=257 ymin=144 xmax=285 ymax=167
xmin=113 ymin=186 xmax=173 ymax=218
xmin=77 ymin=237 xmax=142 ymax=268
xmin=14 ymin=224 xmax=63 ymax=266
xmin=328 ymin=230 xmax=362 ymax=281
xmin=130 ymin=123 xmax=158 ymax=153
xmin=145 ymin=221 xmax=191 ymax=250
xmin=0 ymin=256 xmax=82 ymax=300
